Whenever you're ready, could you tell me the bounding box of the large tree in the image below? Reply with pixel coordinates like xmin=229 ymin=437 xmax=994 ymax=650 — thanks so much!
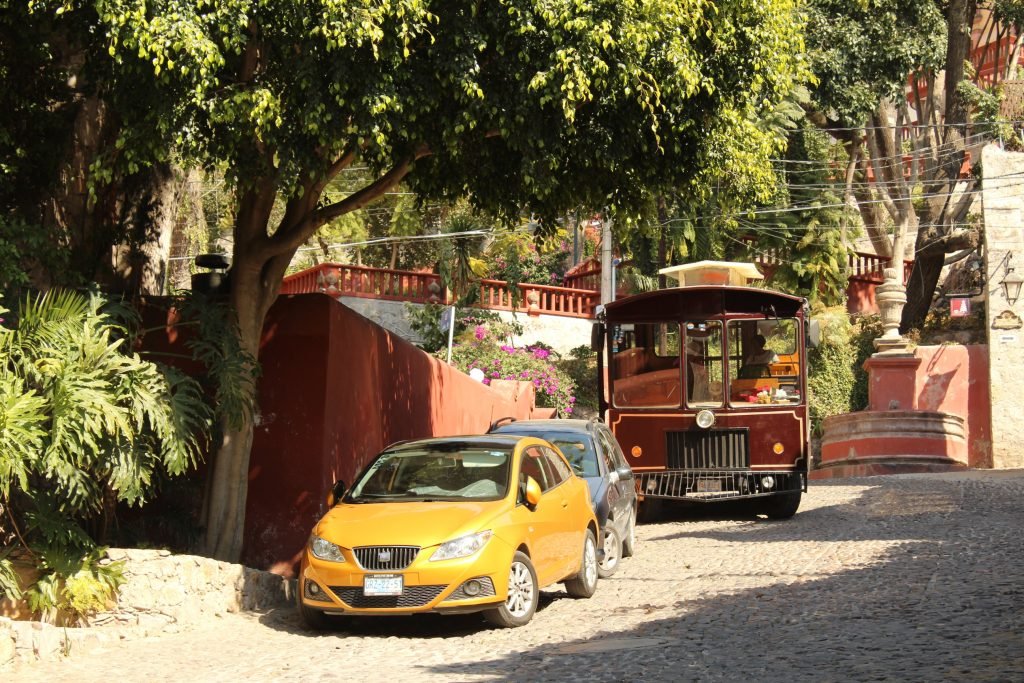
xmin=37 ymin=0 xmax=810 ymax=561
xmin=803 ymin=0 xmax=997 ymax=331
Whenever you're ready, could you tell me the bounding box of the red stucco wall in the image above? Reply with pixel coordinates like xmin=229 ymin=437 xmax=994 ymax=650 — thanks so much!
xmin=863 ymin=345 xmax=990 ymax=469
xmin=242 ymin=294 xmax=538 ymax=574
xmin=912 ymin=345 xmax=991 ymax=468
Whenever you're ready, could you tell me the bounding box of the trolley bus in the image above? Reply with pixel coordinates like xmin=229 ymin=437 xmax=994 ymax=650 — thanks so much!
xmin=593 ymin=262 xmax=812 ymax=519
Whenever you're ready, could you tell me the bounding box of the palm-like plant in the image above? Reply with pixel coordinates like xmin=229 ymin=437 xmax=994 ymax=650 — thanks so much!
xmin=0 ymin=290 xmax=212 ymax=622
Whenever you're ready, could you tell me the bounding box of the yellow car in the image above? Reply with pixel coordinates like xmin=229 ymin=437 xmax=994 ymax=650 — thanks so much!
xmin=297 ymin=434 xmax=600 ymax=629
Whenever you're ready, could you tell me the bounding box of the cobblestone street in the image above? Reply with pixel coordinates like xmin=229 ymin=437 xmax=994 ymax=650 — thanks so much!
xmin=12 ymin=471 xmax=1024 ymax=682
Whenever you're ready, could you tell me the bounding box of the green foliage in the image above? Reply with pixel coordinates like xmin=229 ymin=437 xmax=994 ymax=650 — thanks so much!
xmin=743 ymin=123 xmax=854 ymax=304
xmin=804 ymin=0 xmax=946 ymax=126
xmin=446 ymin=323 xmax=577 ymax=417
xmin=26 ymin=546 xmax=124 ymax=624
xmin=169 ymin=291 xmax=259 ymax=431
xmin=806 ymin=306 xmax=860 ymax=437
xmin=850 ymin=315 xmax=884 ymax=412
xmin=486 ymin=229 xmax=572 ymax=303
xmin=556 ymin=349 xmax=598 ymax=415
xmin=0 ymin=290 xmax=211 ymax=622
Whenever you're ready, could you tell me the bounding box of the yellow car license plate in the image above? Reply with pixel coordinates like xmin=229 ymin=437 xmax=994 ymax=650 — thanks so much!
xmin=364 ymin=574 xmax=403 ymax=596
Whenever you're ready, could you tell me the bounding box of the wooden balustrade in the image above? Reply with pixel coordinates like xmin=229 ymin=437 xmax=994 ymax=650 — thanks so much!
xmin=280 ymin=263 xmax=597 ymax=317
xmin=281 ymin=263 xmax=447 ymax=304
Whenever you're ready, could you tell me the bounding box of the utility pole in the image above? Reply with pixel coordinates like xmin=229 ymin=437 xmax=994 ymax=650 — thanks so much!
xmin=600 ymin=216 xmax=614 ymax=304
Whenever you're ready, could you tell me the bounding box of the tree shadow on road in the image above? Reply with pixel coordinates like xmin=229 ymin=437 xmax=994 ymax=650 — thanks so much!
xmin=416 ymin=475 xmax=1024 ymax=681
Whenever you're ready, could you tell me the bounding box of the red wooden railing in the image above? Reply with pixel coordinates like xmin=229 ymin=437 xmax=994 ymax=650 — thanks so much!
xmin=281 ymin=250 xmax=914 ymax=319
xmin=280 ymin=263 xmax=599 ymax=318
xmin=563 ymin=260 xmax=602 ymax=291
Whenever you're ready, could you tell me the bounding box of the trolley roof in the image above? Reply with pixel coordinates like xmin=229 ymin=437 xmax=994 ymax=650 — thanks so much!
xmin=602 ymin=285 xmax=806 ymax=322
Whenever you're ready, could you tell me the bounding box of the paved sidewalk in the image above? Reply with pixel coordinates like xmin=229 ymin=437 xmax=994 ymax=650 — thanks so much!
xmin=11 ymin=471 xmax=1024 ymax=682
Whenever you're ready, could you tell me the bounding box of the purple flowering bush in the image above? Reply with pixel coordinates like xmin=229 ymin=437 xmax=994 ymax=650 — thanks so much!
xmin=446 ymin=328 xmax=577 ymax=416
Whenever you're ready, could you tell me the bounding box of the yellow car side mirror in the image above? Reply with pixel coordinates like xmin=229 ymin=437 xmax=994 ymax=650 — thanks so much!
xmin=326 ymin=479 xmax=347 ymax=508
xmin=525 ymin=476 xmax=542 ymax=507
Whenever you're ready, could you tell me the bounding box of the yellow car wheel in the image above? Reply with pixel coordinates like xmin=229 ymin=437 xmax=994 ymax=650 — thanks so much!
xmin=297 ymin=584 xmax=334 ymax=631
xmin=483 ymin=551 xmax=538 ymax=628
xmin=564 ymin=529 xmax=599 ymax=598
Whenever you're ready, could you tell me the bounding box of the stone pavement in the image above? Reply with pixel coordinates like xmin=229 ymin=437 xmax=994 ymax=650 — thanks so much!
xmin=10 ymin=470 xmax=1024 ymax=682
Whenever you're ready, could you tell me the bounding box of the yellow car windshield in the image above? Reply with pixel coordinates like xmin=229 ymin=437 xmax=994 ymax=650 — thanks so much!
xmin=348 ymin=448 xmax=512 ymax=502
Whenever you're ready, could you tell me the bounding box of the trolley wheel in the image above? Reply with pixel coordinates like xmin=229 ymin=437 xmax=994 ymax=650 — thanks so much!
xmin=637 ymin=497 xmax=663 ymax=524
xmin=761 ymin=476 xmax=803 ymax=519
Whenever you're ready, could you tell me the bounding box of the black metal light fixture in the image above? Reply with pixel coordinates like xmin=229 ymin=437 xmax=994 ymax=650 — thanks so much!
xmin=1000 ymin=252 xmax=1024 ymax=306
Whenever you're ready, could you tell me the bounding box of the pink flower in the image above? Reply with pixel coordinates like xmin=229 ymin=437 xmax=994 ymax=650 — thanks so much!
xmin=474 ymin=326 xmax=487 ymax=340
xmin=491 ymin=372 xmax=500 ymax=378
xmin=569 ymin=396 xmax=576 ymax=403
xmin=565 ymin=406 xmax=574 ymax=414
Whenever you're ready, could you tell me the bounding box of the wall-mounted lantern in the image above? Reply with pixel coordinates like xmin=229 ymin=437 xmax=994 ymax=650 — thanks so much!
xmin=1000 ymin=253 xmax=1024 ymax=306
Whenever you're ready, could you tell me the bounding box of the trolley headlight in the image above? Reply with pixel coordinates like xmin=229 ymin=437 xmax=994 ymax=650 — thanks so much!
xmin=695 ymin=410 xmax=716 ymax=429
xmin=773 ymin=442 xmax=785 ymax=455
xmin=631 ymin=446 xmax=643 ymax=458
xmin=762 ymin=476 xmax=776 ymax=490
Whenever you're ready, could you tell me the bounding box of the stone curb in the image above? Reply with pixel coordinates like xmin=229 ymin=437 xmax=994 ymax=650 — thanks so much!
xmin=1 ymin=549 xmax=294 ymax=668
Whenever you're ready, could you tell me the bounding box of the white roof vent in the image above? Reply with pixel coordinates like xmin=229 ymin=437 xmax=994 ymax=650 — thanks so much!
xmin=658 ymin=260 xmax=763 ymax=287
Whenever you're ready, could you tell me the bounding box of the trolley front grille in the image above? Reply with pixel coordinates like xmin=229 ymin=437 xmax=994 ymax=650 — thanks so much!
xmin=353 ymin=546 xmax=419 ymax=571
xmin=332 ymin=585 xmax=446 ymax=609
xmin=667 ymin=429 xmax=749 ymax=469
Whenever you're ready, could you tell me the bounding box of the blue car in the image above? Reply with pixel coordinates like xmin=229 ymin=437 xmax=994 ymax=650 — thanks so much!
xmin=489 ymin=418 xmax=638 ymax=577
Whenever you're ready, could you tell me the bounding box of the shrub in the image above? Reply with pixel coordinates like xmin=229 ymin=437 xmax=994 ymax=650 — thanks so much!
xmin=0 ymin=290 xmax=212 ymax=623
xmin=446 ymin=323 xmax=577 ymax=416
xmin=557 ymin=347 xmax=598 ymax=415
xmin=807 ymin=306 xmax=858 ymax=437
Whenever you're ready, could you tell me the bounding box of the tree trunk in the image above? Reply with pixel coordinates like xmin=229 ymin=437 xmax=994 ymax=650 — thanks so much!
xmin=114 ymin=163 xmax=184 ymax=296
xmin=901 ymin=0 xmax=978 ymax=332
xmin=901 ymin=250 xmax=944 ymax=333
xmin=201 ymin=186 xmax=280 ymax=562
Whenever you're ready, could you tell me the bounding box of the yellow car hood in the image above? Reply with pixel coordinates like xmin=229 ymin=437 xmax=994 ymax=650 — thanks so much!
xmin=315 ymin=500 xmax=506 ymax=549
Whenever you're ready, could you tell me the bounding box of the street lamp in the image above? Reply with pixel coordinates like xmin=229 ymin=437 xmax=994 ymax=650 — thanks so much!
xmin=611 ymin=257 xmax=622 ymax=302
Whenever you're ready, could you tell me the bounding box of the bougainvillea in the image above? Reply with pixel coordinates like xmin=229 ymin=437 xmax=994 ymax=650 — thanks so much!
xmin=445 ymin=326 xmax=577 ymax=416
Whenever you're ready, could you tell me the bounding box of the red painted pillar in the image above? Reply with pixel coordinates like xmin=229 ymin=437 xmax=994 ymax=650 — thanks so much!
xmin=863 ymin=353 xmax=923 ymax=411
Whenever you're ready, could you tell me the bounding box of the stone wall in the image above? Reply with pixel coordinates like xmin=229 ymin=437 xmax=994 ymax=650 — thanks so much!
xmin=0 ymin=549 xmax=292 ymax=667
xmin=981 ymin=145 xmax=1024 ymax=468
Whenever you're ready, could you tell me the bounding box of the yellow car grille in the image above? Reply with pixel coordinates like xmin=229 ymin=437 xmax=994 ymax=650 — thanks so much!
xmin=353 ymin=545 xmax=420 ymax=570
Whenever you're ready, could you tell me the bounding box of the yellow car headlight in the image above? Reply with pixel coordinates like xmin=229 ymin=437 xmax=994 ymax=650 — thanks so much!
xmin=430 ymin=530 xmax=493 ymax=562
xmin=309 ymin=535 xmax=346 ymax=562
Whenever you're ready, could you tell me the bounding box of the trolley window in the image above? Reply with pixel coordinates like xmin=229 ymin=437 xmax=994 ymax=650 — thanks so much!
xmin=684 ymin=321 xmax=724 ymax=409
xmin=610 ymin=322 xmax=681 ymax=408
xmin=727 ymin=318 xmax=802 ymax=407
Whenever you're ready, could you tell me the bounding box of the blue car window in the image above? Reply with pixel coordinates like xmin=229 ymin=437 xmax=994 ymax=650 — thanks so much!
xmin=549 ymin=438 xmax=600 ymax=477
